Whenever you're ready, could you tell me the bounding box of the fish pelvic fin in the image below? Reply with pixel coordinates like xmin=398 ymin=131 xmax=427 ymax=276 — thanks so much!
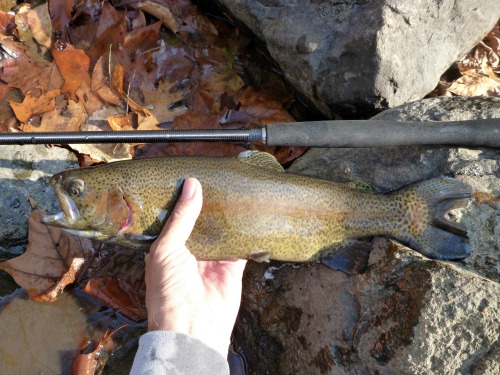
xmin=392 ymin=178 xmax=472 ymax=260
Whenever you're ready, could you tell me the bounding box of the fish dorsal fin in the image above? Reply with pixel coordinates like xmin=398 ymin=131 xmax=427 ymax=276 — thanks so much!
xmin=237 ymin=150 xmax=284 ymax=172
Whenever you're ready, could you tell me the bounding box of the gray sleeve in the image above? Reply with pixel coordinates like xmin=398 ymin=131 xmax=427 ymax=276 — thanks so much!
xmin=130 ymin=331 xmax=230 ymax=375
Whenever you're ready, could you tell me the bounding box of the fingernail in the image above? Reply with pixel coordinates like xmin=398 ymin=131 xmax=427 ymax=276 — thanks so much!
xmin=181 ymin=178 xmax=197 ymax=200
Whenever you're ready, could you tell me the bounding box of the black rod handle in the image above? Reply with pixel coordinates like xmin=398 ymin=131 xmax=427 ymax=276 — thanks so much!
xmin=265 ymin=119 xmax=500 ymax=148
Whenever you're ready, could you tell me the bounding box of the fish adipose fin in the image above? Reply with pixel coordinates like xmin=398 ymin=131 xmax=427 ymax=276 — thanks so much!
xmin=394 ymin=178 xmax=472 ymax=260
xmin=237 ymin=150 xmax=285 ymax=172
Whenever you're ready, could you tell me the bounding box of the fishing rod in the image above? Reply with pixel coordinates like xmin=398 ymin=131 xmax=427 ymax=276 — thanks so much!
xmin=1 ymin=119 xmax=499 ymax=148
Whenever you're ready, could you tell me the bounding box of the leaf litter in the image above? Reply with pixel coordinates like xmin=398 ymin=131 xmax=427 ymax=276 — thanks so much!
xmin=0 ymin=1 xmax=498 ymax=373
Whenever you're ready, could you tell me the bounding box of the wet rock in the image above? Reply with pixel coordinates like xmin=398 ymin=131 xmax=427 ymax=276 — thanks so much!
xmin=235 ymin=241 xmax=499 ymax=374
xmin=212 ymin=1 xmax=499 ymax=118
xmin=234 ymin=96 xmax=500 ymax=374
xmin=0 ymin=145 xmax=78 ymax=255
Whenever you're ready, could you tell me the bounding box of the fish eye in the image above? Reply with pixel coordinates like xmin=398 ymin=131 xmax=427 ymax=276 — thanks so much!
xmin=68 ymin=179 xmax=84 ymax=196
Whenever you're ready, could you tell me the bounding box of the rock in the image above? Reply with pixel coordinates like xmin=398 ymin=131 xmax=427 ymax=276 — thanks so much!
xmin=212 ymin=0 xmax=500 ymax=118
xmin=235 ymin=240 xmax=499 ymax=374
xmin=0 ymin=145 xmax=78 ymax=256
xmin=233 ymin=96 xmax=500 ymax=374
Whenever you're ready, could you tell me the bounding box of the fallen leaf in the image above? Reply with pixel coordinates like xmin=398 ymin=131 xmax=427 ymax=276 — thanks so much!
xmin=52 ymin=44 xmax=92 ymax=100
xmin=135 ymin=80 xmax=188 ymax=130
xmin=0 ymin=202 xmax=95 ymax=302
xmin=91 ymin=50 xmax=124 ymax=105
xmin=86 ymin=1 xmax=127 ymax=64
xmin=27 ymin=3 xmax=53 ymax=48
xmin=21 ymin=98 xmax=87 ymax=133
xmin=0 ymin=11 xmax=15 ymax=35
xmin=9 ymin=88 xmax=62 ymax=124
xmin=448 ymin=70 xmax=500 ymax=96
xmin=137 ymin=1 xmax=180 ymax=33
xmin=108 ymin=113 xmax=135 ymax=131
xmin=84 ymin=278 xmax=147 ymax=321
xmin=48 ymin=0 xmax=74 ymax=45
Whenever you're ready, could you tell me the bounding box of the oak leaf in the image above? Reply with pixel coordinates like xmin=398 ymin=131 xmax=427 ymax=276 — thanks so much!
xmin=9 ymin=88 xmax=62 ymax=124
xmin=0 ymin=202 xmax=95 ymax=302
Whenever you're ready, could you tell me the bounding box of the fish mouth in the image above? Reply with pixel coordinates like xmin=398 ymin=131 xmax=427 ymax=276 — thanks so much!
xmin=40 ymin=191 xmax=81 ymax=227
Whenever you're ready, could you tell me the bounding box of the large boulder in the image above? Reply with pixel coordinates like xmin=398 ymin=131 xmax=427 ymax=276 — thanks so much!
xmin=212 ymin=0 xmax=500 ymax=118
xmin=233 ymin=96 xmax=500 ymax=374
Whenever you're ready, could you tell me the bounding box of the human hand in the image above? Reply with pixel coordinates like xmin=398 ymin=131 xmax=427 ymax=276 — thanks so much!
xmin=145 ymin=177 xmax=247 ymax=357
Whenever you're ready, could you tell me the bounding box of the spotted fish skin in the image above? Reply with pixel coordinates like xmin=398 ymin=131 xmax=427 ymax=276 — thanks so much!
xmin=41 ymin=151 xmax=472 ymax=261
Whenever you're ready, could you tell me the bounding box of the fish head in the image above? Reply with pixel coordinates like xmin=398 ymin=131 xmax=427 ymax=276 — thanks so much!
xmin=41 ymin=168 xmax=130 ymax=241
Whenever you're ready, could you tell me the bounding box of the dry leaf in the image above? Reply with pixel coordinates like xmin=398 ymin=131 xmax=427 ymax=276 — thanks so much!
xmin=0 ymin=202 xmax=95 ymax=302
xmin=9 ymin=88 xmax=62 ymax=124
xmin=84 ymin=278 xmax=147 ymax=321
xmin=135 ymin=80 xmax=187 ymax=130
xmin=108 ymin=113 xmax=135 ymax=131
xmin=91 ymin=51 xmax=124 ymax=105
xmin=52 ymin=44 xmax=91 ymax=100
xmin=137 ymin=1 xmax=180 ymax=33
xmin=21 ymin=99 xmax=87 ymax=133
xmin=48 ymin=0 xmax=74 ymax=43
xmin=448 ymin=70 xmax=500 ymax=96
xmin=27 ymin=2 xmax=53 ymax=49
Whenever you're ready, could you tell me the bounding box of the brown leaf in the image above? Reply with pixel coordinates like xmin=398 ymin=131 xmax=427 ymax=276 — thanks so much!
xmin=9 ymin=88 xmax=62 ymax=124
xmin=21 ymin=99 xmax=87 ymax=133
xmin=135 ymin=80 xmax=187 ymax=130
xmin=0 ymin=202 xmax=95 ymax=302
xmin=48 ymin=0 xmax=74 ymax=43
xmin=52 ymin=44 xmax=92 ymax=100
xmin=448 ymin=69 xmax=500 ymax=96
xmin=0 ymin=11 xmax=15 ymax=35
xmin=91 ymin=51 xmax=124 ymax=105
xmin=48 ymin=0 xmax=74 ymax=44
xmin=86 ymin=1 xmax=127 ymax=64
xmin=27 ymin=3 xmax=53 ymax=49
xmin=84 ymin=278 xmax=147 ymax=321
xmin=137 ymin=1 xmax=180 ymax=33
xmin=123 ymin=21 xmax=162 ymax=57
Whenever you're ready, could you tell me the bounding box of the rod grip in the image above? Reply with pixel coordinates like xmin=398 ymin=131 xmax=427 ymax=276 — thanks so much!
xmin=266 ymin=119 xmax=500 ymax=148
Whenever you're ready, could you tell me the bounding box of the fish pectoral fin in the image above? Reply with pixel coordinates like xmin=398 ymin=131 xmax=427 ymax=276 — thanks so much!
xmin=237 ymin=150 xmax=284 ymax=172
xmin=321 ymin=240 xmax=372 ymax=275
xmin=249 ymin=250 xmax=272 ymax=263
xmin=123 ymin=233 xmax=158 ymax=244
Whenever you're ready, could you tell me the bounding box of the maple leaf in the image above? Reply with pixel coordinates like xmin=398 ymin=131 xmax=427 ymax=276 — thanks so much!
xmin=0 ymin=202 xmax=95 ymax=302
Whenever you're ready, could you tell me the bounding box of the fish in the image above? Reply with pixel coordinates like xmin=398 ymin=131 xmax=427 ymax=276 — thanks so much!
xmin=41 ymin=150 xmax=472 ymax=262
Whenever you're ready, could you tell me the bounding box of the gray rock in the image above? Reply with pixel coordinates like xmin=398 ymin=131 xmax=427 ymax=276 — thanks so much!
xmin=213 ymin=0 xmax=500 ymax=117
xmin=233 ymin=96 xmax=500 ymax=374
xmin=0 ymin=145 xmax=78 ymax=255
xmin=235 ymin=241 xmax=499 ymax=375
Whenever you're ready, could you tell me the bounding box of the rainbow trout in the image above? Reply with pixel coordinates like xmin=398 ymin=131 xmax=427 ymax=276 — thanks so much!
xmin=41 ymin=151 xmax=472 ymax=261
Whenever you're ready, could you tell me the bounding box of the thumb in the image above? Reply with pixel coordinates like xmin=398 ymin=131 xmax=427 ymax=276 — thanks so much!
xmin=152 ymin=177 xmax=203 ymax=252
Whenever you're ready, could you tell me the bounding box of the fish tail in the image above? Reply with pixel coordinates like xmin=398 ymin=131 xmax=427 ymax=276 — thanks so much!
xmin=391 ymin=178 xmax=472 ymax=260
